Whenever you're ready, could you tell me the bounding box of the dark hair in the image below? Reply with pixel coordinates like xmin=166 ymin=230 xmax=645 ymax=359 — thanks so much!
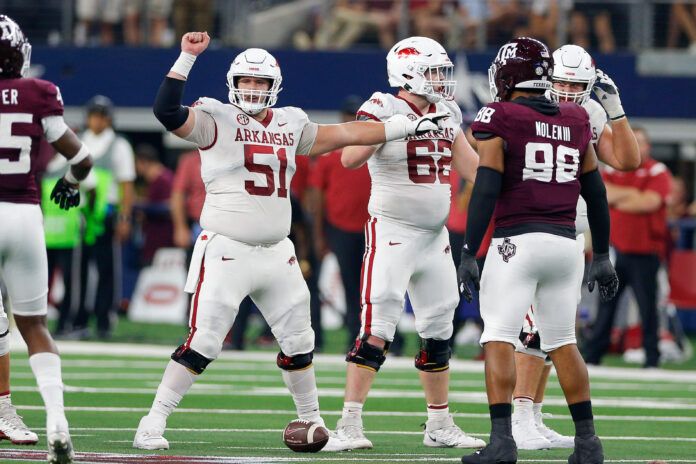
xmin=135 ymin=144 xmax=160 ymax=163
xmin=86 ymin=95 xmax=114 ymax=117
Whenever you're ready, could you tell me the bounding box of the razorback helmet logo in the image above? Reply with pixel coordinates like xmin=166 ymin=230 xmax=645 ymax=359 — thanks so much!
xmin=396 ymin=47 xmax=420 ymax=58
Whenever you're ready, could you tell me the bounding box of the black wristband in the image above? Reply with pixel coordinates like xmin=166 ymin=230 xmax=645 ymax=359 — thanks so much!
xmin=580 ymin=168 xmax=611 ymax=255
xmin=153 ymin=77 xmax=189 ymax=131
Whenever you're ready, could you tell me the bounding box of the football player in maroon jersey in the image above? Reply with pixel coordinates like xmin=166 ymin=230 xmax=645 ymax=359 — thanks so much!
xmin=458 ymin=37 xmax=617 ymax=464
xmin=0 ymin=14 xmax=94 ymax=464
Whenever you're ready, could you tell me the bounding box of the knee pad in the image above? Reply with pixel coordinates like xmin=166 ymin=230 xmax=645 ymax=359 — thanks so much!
xmin=346 ymin=335 xmax=389 ymax=372
xmin=277 ymin=351 xmax=313 ymax=371
xmin=414 ymin=337 xmax=451 ymax=372
xmin=171 ymin=345 xmax=212 ymax=375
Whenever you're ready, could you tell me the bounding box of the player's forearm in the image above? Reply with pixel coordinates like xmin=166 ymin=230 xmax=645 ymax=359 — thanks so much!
xmin=610 ymin=118 xmax=640 ymax=170
xmin=463 ymin=167 xmax=501 ymax=255
xmin=580 ymin=169 xmax=611 ymax=254
xmin=341 ymin=145 xmax=375 ymax=169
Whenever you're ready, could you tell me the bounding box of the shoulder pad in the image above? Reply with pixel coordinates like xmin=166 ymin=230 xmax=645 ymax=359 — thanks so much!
xmin=440 ymin=99 xmax=463 ymax=125
xmin=583 ymin=99 xmax=608 ymax=137
xmin=356 ymin=92 xmax=395 ymax=122
xmin=190 ymin=97 xmax=224 ymax=115
xmin=277 ymin=106 xmax=310 ymax=125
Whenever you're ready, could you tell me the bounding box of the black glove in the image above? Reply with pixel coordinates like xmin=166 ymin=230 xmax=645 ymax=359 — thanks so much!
xmin=50 ymin=177 xmax=80 ymax=211
xmin=587 ymin=252 xmax=619 ymax=302
xmin=457 ymin=246 xmax=480 ymax=303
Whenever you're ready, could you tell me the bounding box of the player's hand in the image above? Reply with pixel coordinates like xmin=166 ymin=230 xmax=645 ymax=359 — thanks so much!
xmin=457 ymin=246 xmax=480 ymax=303
xmin=174 ymin=225 xmax=192 ymax=248
xmin=587 ymin=252 xmax=619 ymax=302
xmin=592 ymin=69 xmax=625 ymax=120
xmin=181 ymin=32 xmax=210 ymax=56
xmin=50 ymin=177 xmax=80 ymax=210
xmin=411 ymin=111 xmax=450 ymax=135
xmin=383 ymin=111 xmax=450 ymax=141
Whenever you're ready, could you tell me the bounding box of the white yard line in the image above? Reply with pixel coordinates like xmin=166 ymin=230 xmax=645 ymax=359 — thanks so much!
xmin=11 ymin=339 xmax=696 ymax=382
xmin=15 ymin=404 xmax=696 ymax=422
xmin=12 ymin=383 xmax=696 ymax=410
xmin=9 ymin=372 xmax=696 ymax=393
xmin=92 ymin=427 xmax=696 ymax=442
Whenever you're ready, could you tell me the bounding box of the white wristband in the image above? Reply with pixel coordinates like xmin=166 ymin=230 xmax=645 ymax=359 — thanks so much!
xmin=68 ymin=143 xmax=90 ymax=165
xmin=383 ymin=114 xmax=413 ymax=141
xmin=64 ymin=169 xmax=79 ymax=185
xmin=170 ymin=52 xmax=197 ymax=79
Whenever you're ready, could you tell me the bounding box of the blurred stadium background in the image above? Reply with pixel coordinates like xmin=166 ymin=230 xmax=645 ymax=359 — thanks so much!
xmin=2 ymin=1 xmax=696 ymax=462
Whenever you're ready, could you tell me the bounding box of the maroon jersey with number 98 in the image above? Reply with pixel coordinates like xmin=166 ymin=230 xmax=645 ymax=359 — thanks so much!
xmin=470 ymin=98 xmax=592 ymax=232
xmin=0 ymin=77 xmax=64 ymax=204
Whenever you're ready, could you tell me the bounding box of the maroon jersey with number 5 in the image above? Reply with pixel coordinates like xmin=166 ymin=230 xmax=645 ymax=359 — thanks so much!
xmin=470 ymin=97 xmax=592 ymax=236
xmin=0 ymin=77 xmax=64 ymax=204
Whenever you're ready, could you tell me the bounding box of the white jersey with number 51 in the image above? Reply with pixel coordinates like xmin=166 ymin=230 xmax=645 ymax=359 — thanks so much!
xmin=185 ymin=97 xmax=318 ymax=245
xmin=357 ymin=92 xmax=463 ymax=231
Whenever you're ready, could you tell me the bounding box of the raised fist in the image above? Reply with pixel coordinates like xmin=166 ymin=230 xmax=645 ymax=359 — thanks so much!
xmin=181 ymin=32 xmax=210 ymax=56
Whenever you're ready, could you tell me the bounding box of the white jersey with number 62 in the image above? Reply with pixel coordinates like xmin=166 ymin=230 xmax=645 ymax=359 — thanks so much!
xmin=357 ymin=92 xmax=463 ymax=231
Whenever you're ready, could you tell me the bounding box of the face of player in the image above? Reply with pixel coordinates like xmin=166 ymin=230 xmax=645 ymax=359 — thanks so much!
xmin=552 ymin=80 xmax=585 ymax=102
xmin=236 ymin=76 xmax=271 ymax=104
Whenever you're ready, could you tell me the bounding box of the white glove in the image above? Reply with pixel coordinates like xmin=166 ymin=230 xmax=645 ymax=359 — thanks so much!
xmin=592 ymin=68 xmax=625 ymax=120
xmin=383 ymin=111 xmax=450 ymax=141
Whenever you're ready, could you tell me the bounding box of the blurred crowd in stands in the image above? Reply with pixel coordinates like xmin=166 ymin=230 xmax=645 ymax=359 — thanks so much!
xmin=4 ymin=0 xmax=696 ymax=52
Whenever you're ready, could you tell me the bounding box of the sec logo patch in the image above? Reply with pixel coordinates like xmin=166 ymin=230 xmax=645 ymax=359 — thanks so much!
xmin=237 ymin=114 xmax=249 ymax=125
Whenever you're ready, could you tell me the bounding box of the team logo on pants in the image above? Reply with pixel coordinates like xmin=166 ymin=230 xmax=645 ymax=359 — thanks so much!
xmin=497 ymin=237 xmax=516 ymax=262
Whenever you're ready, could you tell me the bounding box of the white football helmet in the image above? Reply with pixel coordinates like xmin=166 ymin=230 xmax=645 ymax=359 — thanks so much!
xmin=549 ymin=44 xmax=595 ymax=105
xmin=386 ymin=36 xmax=455 ymax=103
xmin=226 ymin=48 xmax=282 ymax=115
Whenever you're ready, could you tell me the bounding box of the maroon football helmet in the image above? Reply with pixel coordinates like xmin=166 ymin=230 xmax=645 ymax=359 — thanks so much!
xmin=0 ymin=15 xmax=31 ymax=78
xmin=488 ymin=37 xmax=553 ymax=102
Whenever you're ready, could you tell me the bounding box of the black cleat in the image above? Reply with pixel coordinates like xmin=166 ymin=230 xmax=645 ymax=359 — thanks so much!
xmin=461 ymin=432 xmax=517 ymax=464
xmin=568 ymin=435 xmax=604 ymax=464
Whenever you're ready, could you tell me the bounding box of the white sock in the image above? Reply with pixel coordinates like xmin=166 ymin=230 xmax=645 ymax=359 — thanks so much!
xmin=533 ymin=402 xmax=544 ymax=423
xmin=513 ymin=397 xmax=534 ymax=418
xmin=427 ymin=403 xmax=449 ymax=422
xmin=149 ymin=360 xmax=197 ymax=422
xmin=281 ymin=366 xmax=321 ymax=424
xmin=342 ymin=401 xmax=363 ymax=420
xmin=0 ymin=392 xmax=11 ymax=407
xmin=29 ymin=353 xmax=66 ymax=431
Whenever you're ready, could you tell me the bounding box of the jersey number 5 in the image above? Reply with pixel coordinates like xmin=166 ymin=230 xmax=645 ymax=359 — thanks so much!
xmin=0 ymin=113 xmax=33 ymax=175
xmin=523 ymin=142 xmax=580 ymax=183
xmin=244 ymin=144 xmax=289 ymax=197
xmin=406 ymin=139 xmax=452 ymax=184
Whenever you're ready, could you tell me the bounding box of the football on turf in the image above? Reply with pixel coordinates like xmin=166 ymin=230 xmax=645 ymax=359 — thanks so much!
xmin=282 ymin=419 xmax=329 ymax=452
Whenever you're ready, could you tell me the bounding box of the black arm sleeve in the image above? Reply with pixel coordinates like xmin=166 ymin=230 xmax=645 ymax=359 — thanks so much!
xmin=580 ymin=168 xmax=611 ymax=255
xmin=463 ymin=166 xmax=502 ymax=256
xmin=153 ymin=77 xmax=190 ymax=131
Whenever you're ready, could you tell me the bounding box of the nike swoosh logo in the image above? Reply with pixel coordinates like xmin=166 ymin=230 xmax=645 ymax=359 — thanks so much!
xmin=278 ymin=122 xmax=288 ymax=127
xmin=388 ymin=241 xmax=402 ymax=246
xmin=221 ymin=257 xmax=235 ymax=261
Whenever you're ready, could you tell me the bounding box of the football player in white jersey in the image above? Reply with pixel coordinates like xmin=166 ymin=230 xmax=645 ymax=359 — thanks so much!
xmin=132 ymin=32 xmax=449 ymax=452
xmin=334 ymin=36 xmax=484 ymax=451
xmin=510 ymin=44 xmax=640 ymax=450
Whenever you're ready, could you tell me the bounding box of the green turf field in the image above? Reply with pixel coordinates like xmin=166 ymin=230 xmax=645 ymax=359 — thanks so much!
xmin=2 ymin=341 xmax=695 ymax=463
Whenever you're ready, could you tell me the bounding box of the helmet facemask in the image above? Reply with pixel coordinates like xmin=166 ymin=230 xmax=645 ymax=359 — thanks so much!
xmin=227 ymin=75 xmax=281 ymax=115
xmin=417 ymin=62 xmax=456 ymax=103
xmin=549 ymin=79 xmax=592 ymax=105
